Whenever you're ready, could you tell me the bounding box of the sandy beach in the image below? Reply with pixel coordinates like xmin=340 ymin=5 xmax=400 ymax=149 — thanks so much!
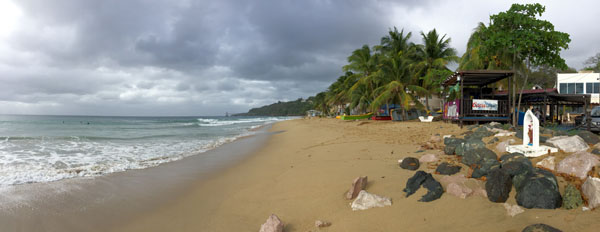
xmin=107 ymin=118 xmax=599 ymax=232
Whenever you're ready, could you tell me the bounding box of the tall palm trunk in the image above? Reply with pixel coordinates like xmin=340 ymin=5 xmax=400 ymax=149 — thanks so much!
xmin=425 ymin=95 xmax=431 ymax=112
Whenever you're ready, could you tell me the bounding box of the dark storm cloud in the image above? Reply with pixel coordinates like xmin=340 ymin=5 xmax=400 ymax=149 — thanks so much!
xmin=0 ymin=0 xmax=598 ymax=116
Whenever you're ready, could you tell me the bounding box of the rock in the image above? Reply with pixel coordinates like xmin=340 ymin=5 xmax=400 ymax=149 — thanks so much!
xmin=503 ymin=203 xmax=524 ymax=217
xmin=489 ymin=122 xmax=501 ymax=127
xmin=346 ymin=176 xmax=368 ymax=200
xmin=563 ymin=184 xmax=583 ymax=210
xmin=556 ymin=151 xmax=600 ymax=179
xmin=522 ymin=224 xmax=562 ymax=232
xmin=576 ymin=130 xmax=600 ymax=144
xmin=471 ymin=158 xmax=500 ymax=179
xmin=546 ymin=136 xmax=589 ymax=153
xmin=403 ymin=171 xmax=429 ymax=197
xmin=315 ymin=220 xmax=331 ymax=228
xmin=488 ymin=137 xmax=499 ymax=144
xmin=461 ymin=147 xmax=497 ymax=167
xmin=430 ymin=135 xmax=442 ymax=143
xmin=419 ymin=154 xmax=438 ymax=163
xmin=455 ymin=139 xmax=487 ymax=157
xmin=536 ymin=156 xmax=556 ymax=171
xmin=350 ymin=190 xmax=392 ymax=211
xmin=435 ymin=162 xmax=462 ymax=175
xmin=259 ymin=214 xmax=284 ymax=232
xmin=582 ymin=177 xmax=600 ymax=209
xmin=444 ymin=145 xmax=456 ymax=155
xmin=444 ymin=137 xmax=465 ymax=145
xmin=495 ymin=131 xmax=516 ymax=137
xmin=399 ymin=157 xmax=420 ymax=170
xmin=443 ymin=135 xmax=452 ymax=139
xmin=446 ymin=182 xmax=473 ymax=199
xmin=495 ymin=139 xmax=515 ymax=154
xmin=539 ymin=136 xmax=549 ymax=143
xmin=485 ymin=168 xmax=512 ymax=203
xmin=419 ymin=175 xmax=444 ymax=202
xmin=500 ymin=153 xmax=533 ymax=177
xmin=592 ymin=148 xmax=600 ymax=155
xmin=516 ymin=168 xmax=562 ymax=209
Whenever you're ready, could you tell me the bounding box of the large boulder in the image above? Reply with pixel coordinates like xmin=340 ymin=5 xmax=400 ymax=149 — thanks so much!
xmin=546 ymin=136 xmax=589 ymax=153
xmin=259 ymin=214 xmax=284 ymax=232
xmin=465 ymin=127 xmax=494 ymax=140
xmin=350 ymin=190 xmax=392 ymax=211
xmin=576 ymin=130 xmax=600 ymax=144
xmin=455 ymin=139 xmax=487 ymax=157
xmin=403 ymin=171 xmax=429 ymax=197
xmin=563 ymin=184 xmax=583 ymax=210
xmin=516 ymin=168 xmax=562 ymax=209
xmin=399 ymin=157 xmax=420 ymax=170
xmin=471 ymin=158 xmax=501 ymax=179
xmin=346 ymin=176 xmax=368 ymax=200
xmin=582 ymin=177 xmax=600 ymax=209
xmin=485 ymin=168 xmax=512 ymax=203
xmin=556 ymin=151 xmax=600 ymax=179
xmin=462 ymin=148 xmax=497 ymax=167
xmin=444 ymin=138 xmax=465 ymax=155
xmin=444 ymin=137 xmax=465 ymax=146
xmin=420 ymin=175 xmax=444 ymax=202
xmin=500 ymin=153 xmax=533 ymax=177
xmin=435 ymin=162 xmax=461 ymax=175
xmin=522 ymin=224 xmax=562 ymax=232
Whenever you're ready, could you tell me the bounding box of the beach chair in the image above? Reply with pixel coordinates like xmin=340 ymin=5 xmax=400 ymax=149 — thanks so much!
xmin=419 ymin=116 xmax=434 ymax=122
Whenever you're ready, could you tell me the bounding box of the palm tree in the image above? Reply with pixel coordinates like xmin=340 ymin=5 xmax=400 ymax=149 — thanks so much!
xmin=413 ymin=29 xmax=458 ymax=111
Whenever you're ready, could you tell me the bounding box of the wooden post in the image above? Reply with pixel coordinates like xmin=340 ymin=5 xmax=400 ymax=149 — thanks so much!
xmin=460 ymin=75 xmax=464 ymax=128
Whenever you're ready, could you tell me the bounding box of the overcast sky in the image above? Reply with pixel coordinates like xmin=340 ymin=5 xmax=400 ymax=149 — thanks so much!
xmin=0 ymin=0 xmax=598 ymax=116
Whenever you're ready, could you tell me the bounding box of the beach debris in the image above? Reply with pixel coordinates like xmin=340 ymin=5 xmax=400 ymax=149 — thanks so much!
xmin=259 ymin=214 xmax=284 ymax=232
xmin=582 ymin=177 xmax=600 ymax=209
xmin=515 ymin=168 xmax=562 ymax=209
xmin=350 ymin=190 xmax=392 ymax=211
xmin=345 ymin=176 xmax=368 ymax=200
xmin=485 ymin=168 xmax=512 ymax=203
xmin=404 ymin=171 xmax=429 ymax=197
xmin=446 ymin=182 xmax=473 ymax=199
xmin=500 ymin=153 xmax=533 ymax=177
xmin=419 ymin=154 xmax=438 ymax=163
xmin=546 ymin=136 xmax=589 ymax=153
xmin=435 ymin=162 xmax=461 ymax=175
xmin=536 ymin=156 xmax=556 ymax=171
xmin=503 ymin=203 xmax=524 ymax=217
xmin=563 ymin=184 xmax=583 ymax=210
xmin=521 ymin=223 xmax=562 ymax=232
xmin=399 ymin=157 xmax=420 ymax=170
xmin=556 ymin=151 xmax=600 ymax=179
xmin=576 ymin=130 xmax=600 ymax=144
xmin=315 ymin=220 xmax=331 ymax=228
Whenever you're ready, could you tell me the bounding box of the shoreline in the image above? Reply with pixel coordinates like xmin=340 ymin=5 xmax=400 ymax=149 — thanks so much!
xmin=0 ymin=123 xmax=277 ymax=232
xmin=114 ymin=118 xmax=600 ymax=232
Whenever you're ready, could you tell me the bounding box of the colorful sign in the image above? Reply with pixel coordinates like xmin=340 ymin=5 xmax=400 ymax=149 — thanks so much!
xmin=472 ymin=99 xmax=498 ymax=111
xmin=443 ymin=100 xmax=460 ymax=120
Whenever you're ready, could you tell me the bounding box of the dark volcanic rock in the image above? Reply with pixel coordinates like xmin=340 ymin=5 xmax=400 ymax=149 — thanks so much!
xmin=522 ymin=224 xmax=562 ymax=232
xmin=500 ymin=153 xmax=533 ymax=177
xmin=435 ymin=162 xmax=462 ymax=175
xmin=471 ymin=158 xmax=500 ymax=179
xmin=419 ymin=175 xmax=444 ymax=202
xmin=516 ymin=168 xmax=562 ymax=209
xmin=539 ymin=136 xmax=549 ymax=143
xmin=403 ymin=171 xmax=428 ymax=197
xmin=444 ymin=137 xmax=465 ymax=146
xmin=462 ymin=147 xmax=497 ymax=167
xmin=455 ymin=139 xmax=487 ymax=157
xmin=485 ymin=168 xmax=512 ymax=203
xmin=563 ymin=184 xmax=583 ymax=210
xmin=464 ymin=126 xmax=495 ymax=140
xmin=592 ymin=148 xmax=600 ymax=155
xmin=400 ymin=157 xmax=420 ymax=170
xmin=444 ymin=138 xmax=466 ymax=155
xmin=488 ymin=137 xmax=499 ymax=144
xmin=516 ymin=129 xmax=523 ymax=139
xmin=576 ymin=130 xmax=600 ymax=144
xmin=444 ymin=144 xmax=457 ymax=155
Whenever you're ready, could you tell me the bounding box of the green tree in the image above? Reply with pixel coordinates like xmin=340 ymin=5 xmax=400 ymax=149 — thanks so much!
xmin=584 ymin=53 xmax=600 ymax=72
xmin=484 ymin=3 xmax=570 ymax=125
xmin=414 ymin=29 xmax=458 ymax=111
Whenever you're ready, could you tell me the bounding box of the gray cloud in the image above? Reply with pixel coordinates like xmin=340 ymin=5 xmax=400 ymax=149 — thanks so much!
xmin=0 ymin=0 xmax=598 ymax=116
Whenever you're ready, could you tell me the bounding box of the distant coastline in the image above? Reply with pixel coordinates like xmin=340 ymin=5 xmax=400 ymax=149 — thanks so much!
xmin=234 ymin=98 xmax=313 ymax=116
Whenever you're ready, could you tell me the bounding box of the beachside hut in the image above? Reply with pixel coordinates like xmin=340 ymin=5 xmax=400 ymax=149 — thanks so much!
xmin=442 ymin=70 xmax=514 ymax=126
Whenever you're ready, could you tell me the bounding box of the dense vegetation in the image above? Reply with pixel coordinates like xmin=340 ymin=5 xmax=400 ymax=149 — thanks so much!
xmin=235 ymin=98 xmax=314 ymax=116
xmin=311 ymin=3 xmax=572 ymax=125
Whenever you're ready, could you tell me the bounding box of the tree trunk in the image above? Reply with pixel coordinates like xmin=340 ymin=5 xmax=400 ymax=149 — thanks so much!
xmin=512 ymin=52 xmax=517 ymax=127
xmin=425 ymin=95 xmax=431 ymax=112
xmin=516 ymin=57 xmax=530 ymax=121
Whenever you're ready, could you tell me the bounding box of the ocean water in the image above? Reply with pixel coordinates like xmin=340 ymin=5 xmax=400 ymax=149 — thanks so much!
xmin=0 ymin=115 xmax=294 ymax=187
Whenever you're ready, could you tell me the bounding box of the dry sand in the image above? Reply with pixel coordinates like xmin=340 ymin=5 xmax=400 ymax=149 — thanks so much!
xmin=113 ymin=118 xmax=600 ymax=232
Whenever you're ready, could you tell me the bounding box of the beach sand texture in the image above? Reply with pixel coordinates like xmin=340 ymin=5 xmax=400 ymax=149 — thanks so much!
xmin=114 ymin=119 xmax=600 ymax=232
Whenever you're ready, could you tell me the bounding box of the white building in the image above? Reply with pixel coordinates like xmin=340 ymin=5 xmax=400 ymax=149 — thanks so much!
xmin=557 ymin=71 xmax=600 ymax=94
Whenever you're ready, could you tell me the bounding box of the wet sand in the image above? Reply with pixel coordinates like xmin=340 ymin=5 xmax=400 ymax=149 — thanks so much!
xmin=112 ymin=118 xmax=600 ymax=232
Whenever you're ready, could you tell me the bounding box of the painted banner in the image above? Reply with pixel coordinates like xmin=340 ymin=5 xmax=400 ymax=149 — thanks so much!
xmin=443 ymin=100 xmax=460 ymax=119
xmin=472 ymin=99 xmax=498 ymax=111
